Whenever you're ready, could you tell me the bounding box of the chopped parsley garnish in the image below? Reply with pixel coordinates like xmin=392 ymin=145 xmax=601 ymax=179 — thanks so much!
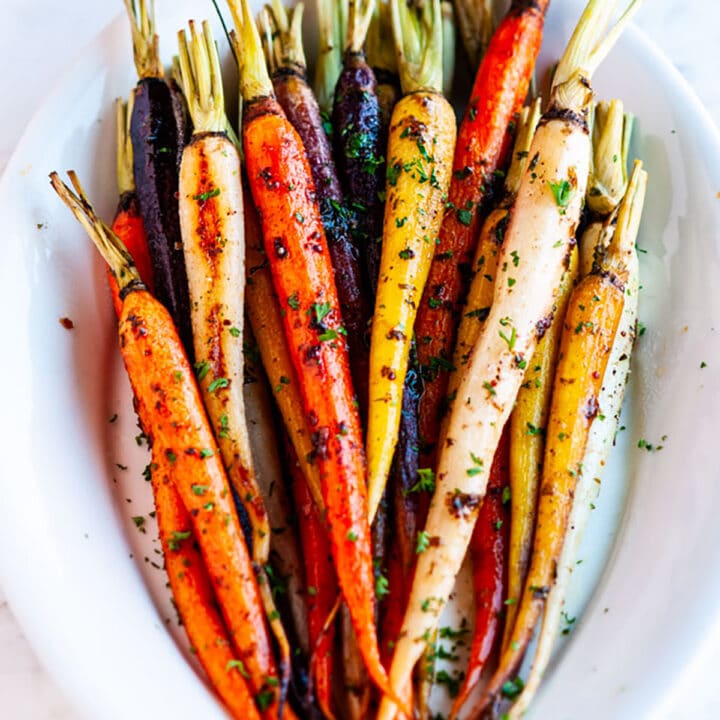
xmin=547 ymin=179 xmax=574 ymax=212
xmin=416 ymin=530 xmax=431 ymax=554
xmin=501 ymin=676 xmax=525 ymax=699
xmin=226 ymin=659 xmax=250 ymax=678
xmin=457 ymin=208 xmax=473 ymax=226
xmin=410 ymin=468 xmax=436 ymax=493
xmin=208 ymin=377 xmax=229 ymax=393
xmin=526 ymin=422 xmax=544 ymax=436
xmin=375 ymin=573 xmax=390 ymax=598
xmin=194 ymin=360 xmax=210 ymax=381
xmin=193 ymin=187 xmax=220 ymax=202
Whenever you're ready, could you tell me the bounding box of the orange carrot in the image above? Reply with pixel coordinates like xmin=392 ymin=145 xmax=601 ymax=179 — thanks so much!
xmin=104 ymin=119 xmax=256 ymax=716
xmin=228 ymin=0 xmax=396 ymax=703
xmin=415 ymin=0 xmax=549 ymax=465
xmin=50 ymin=172 xmax=287 ymax=719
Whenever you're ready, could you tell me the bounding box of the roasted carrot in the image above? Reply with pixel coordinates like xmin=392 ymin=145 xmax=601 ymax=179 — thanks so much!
xmin=502 ymin=100 xmax=633 ymax=652
xmin=50 ymin=172 xmax=285 ymax=718
xmin=449 ymin=426 xmax=510 ymax=719
xmin=228 ymin=0 xmax=397 ymax=702
xmin=415 ymin=0 xmax=548 ymax=469
xmin=123 ymin=0 xmax=194 ymax=354
xmin=175 ymin=18 xmax=263 ymax=561
xmin=176 ymin=25 xmax=294 ymax=697
xmin=443 ymin=99 xmax=541 ymax=436
xmin=259 ymin=1 xmax=372 ymax=420
xmin=439 ymin=101 xmax=552 ymax=652
xmin=243 ymin=189 xmax=324 ymax=511
xmin=366 ymin=0 xmax=456 ymax=522
xmin=502 ymin=247 xmax=578 ymax=649
xmin=109 ymin=94 xmax=155 ymax=315
xmin=289 ymin=441 xmax=338 ymax=720
xmin=332 ymin=0 xmax=386 ymax=295
xmin=476 ymin=248 xmax=626 ymax=716
xmin=508 ymin=163 xmax=647 ymax=720
xmin=379 ymin=346 xmax=423 ymax=666
xmin=378 ymin=3 xmax=643 ymax=715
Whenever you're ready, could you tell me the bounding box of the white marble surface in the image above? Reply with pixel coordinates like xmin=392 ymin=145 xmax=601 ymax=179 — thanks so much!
xmin=0 ymin=1 xmax=718 ymax=718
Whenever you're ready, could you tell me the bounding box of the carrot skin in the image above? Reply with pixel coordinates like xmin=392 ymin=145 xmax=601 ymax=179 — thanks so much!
xmin=272 ymin=69 xmax=372 ymax=419
xmin=333 ymin=52 xmax=385 ymax=294
xmin=450 ymin=427 xmax=510 ymax=718
xmin=108 ymin=192 xmax=154 ymax=315
xmin=416 ymin=0 xmax=549 ymax=464
xmin=243 ymin=97 xmax=392 ymax=700
xmin=130 ymin=77 xmax=194 ymax=355
xmin=117 ymin=289 xmax=283 ymax=714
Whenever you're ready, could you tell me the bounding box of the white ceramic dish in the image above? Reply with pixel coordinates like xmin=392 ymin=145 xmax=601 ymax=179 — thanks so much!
xmin=1 ymin=1 xmax=719 ymax=719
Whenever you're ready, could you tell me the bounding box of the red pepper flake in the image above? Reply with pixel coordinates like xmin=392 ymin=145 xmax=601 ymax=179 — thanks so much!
xmin=59 ymin=317 xmax=74 ymax=330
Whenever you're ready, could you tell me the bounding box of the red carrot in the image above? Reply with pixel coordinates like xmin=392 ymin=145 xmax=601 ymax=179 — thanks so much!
xmin=449 ymin=426 xmax=510 ymax=719
xmin=415 ymin=0 xmax=549 ymax=465
xmin=289 ymin=441 xmax=338 ymax=720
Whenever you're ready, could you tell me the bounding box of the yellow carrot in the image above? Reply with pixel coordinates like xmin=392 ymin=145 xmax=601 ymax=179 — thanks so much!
xmin=366 ymin=0 xmax=456 ymax=520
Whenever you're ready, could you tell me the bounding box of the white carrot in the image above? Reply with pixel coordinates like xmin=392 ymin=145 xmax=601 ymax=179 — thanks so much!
xmin=176 ymin=20 xmax=293 ymax=692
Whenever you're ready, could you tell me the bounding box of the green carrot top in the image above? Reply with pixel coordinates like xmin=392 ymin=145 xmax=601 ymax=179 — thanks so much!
xmin=346 ymin=0 xmax=376 ymax=54
xmin=314 ymin=0 xmax=347 ymax=113
xmin=552 ymin=0 xmax=644 ymax=115
xmin=390 ymin=0 xmax=444 ymax=96
xmin=123 ymin=0 xmax=163 ymax=79
xmin=50 ymin=171 xmax=141 ymax=290
xmin=115 ymin=95 xmax=135 ymax=197
xmin=504 ymin=97 xmax=542 ymax=198
xmin=176 ymin=20 xmax=229 ymax=134
xmin=366 ymin=0 xmax=397 ymax=75
xmin=258 ymin=1 xmax=307 ymax=75
xmin=227 ymin=0 xmax=274 ymax=101
xmin=598 ymin=159 xmax=647 ymax=286
xmin=587 ymin=99 xmax=634 ymax=215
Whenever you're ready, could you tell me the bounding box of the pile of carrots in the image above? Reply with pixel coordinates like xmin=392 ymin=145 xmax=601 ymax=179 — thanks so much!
xmin=50 ymin=0 xmax=649 ymax=718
